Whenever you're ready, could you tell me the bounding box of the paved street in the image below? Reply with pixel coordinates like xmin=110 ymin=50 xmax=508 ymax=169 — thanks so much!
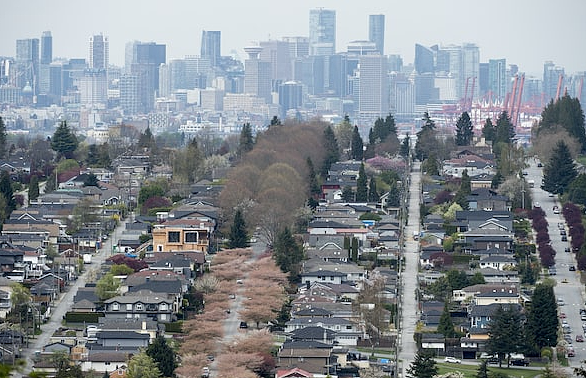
xmin=13 ymin=213 xmax=131 ymax=378
xmin=398 ymin=161 xmax=421 ymax=377
xmin=528 ymin=161 xmax=586 ymax=371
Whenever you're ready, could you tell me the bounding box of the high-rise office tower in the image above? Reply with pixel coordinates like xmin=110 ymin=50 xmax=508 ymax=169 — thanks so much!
xmin=309 ymin=8 xmax=336 ymax=56
xmin=282 ymin=36 xmax=309 ymax=58
xmin=40 ymin=31 xmax=52 ymax=65
xmin=369 ymin=15 xmax=385 ymax=55
xmin=39 ymin=31 xmax=53 ymax=95
xmin=488 ymin=59 xmax=507 ymax=101
xmin=201 ymin=31 xmax=221 ymax=68
xmin=414 ymin=44 xmax=434 ymax=74
xmin=15 ymin=38 xmax=39 ymax=94
xmin=244 ymin=45 xmax=272 ymax=103
xmin=278 ymin=81 xmax=303 ymax=119
xmin=543 ymin=61 xmax=564 ymax=102
xmin=347 ymin=41 xmax=378 ymax=56
xmin=129 ymin=42 xmax=166 ymax=112
xmin=89 ymin=34 xmax=109 ymax=70
xmin=259 ymin=40 xmax=292 ymax=88
xmin=461 ymin=43 xmax=479 ymax=101
xmin=356 ymin=54 xmax=389 ymax=123
xmin=120 ymin=74 xmax=140 ymax=115
xmin=79 ymin=69 xmax=108 ymax=106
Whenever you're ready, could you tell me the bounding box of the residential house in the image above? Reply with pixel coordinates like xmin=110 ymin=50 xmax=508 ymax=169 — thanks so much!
xmin=474 ymin=269 xmax=519 ymax=284
xmin=460 ymin=228 xmax=513 ymax=254
xmin=82 ymin=350 xmax=133 ymax=373
xmin=277 ymin=340 xmax=336 ymax=375
xmin=474 ymin=290 xmax=519 ymax=306
xmin=305 ymin=242 xmax=348 ymax=263
xmin=275 ymin=367 xmax=313 ymax=378
xmin=421 ymin=301 xmax=444 ymax=328
xmin=103 ymin=290 xmax=174 ymax=322
xmin=421 ymin=333 xmax=445 ymax=353
xmin=452 ymin=284 xmax=519 ymax=303
xmin=300 ymin=271 xmax=345 ymax=287
xmin=469 ymin=303 xmax=522 ymax=329
xmin=467 ymin=188 xmax=510 ymax=212
xmin=478 ymin=255 xmax=517 ymax=271
xmin=152 ymin=219 xmax=212 ymax=253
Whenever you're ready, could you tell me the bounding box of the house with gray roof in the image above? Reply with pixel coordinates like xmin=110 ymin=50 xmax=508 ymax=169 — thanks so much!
xmin=103 ymin=289 xmax=174 ymax=322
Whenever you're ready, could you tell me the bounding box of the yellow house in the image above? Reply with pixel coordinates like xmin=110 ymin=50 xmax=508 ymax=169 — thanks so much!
xmin=152 ymin=219 xmax=212 ymax=253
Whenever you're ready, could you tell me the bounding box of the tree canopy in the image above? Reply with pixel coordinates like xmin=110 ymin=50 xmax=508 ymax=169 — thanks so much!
xmin=406 ymin=350 xmax=438 ymax=378
xmin=51 ymin=121 xmax=78 ymax=159
xmin=351 ymin=126 xmax=364 ymax=161
xmin=146 ymin=335 xmax=177 ymax=377
xmin=455 ymin=111 xmax=473 ymax=146
xmin=536 ymin=94 xmax=586 ymax=151
xmin=542 ymin=140 xmax=577 ymax=194
xmin=228 ymin=209 xmax=249 ymax=249
xmin=486 ymin=305 xmax=525 ymax=367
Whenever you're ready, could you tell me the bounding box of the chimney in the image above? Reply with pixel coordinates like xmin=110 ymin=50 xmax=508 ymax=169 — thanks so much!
xmin=142 ymin=321 xmax=146 ymax=330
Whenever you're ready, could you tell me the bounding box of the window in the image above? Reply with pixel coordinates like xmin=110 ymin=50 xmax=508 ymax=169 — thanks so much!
xmin=135 ymin=303 xmax=143 ymax=311
xmin=185 ymin=232 xmax=198 ymax=243
xmin=112 ymin=303 xmax=119 ymax=311
xmin=126 ymin=304 xmax=132 ymax=311
xmin=168 ymin=231 xmax=180 ymax=243
xmin=160 ymin=303 xmax=168 ymax=310
xmin=157 ymin=245 xmax=163 ymax=252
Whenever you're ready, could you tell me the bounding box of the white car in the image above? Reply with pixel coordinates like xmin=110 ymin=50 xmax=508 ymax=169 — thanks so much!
xmin=444 ymin=356 xmax=461 ymax=364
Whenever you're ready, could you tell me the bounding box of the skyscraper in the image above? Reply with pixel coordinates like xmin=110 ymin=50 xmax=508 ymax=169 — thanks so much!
xmin=40 ymin=31 xmax=52 ymax=65
xmin=200 ymin=30 xmax=221 ymax=67
xmin=130 ymin=42 xmax=166 ymax=112
xmin=543 ymin=61 xmax=564 ymax=102
xmin=461 ymin=43 xmax=480 ymax=101
xmin=368 ymin=15 xmax=385 ymax=55
xmin=89 ymin=34 xmax=109 ymax=70
xmin=259 ymin=40 xmax=292 ymax=87
xmin=356 ymin=54 xmax=389 ymax=124
xmin=244 ymin=45 xmax=272 ymax=103
xmin=39 ymin=31 xmax=53 ymax=95
xmin=15 ymin=38 xmax=39 ymax=94
xmin=309 ymin=8 xmax=336 ymax=56
xmin=488 ymin=59 xmax=507 ymax=101
xmin=414 ymin=44 xmax=434 ymax=74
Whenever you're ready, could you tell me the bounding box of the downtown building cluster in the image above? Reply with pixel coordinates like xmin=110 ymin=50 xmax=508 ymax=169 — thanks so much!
xmin=1 ymin=8 xmax=585 ymax=141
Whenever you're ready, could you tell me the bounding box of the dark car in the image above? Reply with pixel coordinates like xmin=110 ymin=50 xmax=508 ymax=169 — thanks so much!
xmin=538 ymin=162 xmax=543 ymax=167
xmin=239 ymin=321 xmax=248 ymax=329
xmin=570 ymin=266 xmax=576 ymax=271
xmin=562 ymin=235 xmax=568 ymax=242
xmin=511 ymin=359 xmax=530 ymax=366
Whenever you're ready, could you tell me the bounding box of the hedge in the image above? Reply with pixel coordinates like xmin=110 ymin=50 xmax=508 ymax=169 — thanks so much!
xmin=64 ymin=312 xmax=104 ymax=323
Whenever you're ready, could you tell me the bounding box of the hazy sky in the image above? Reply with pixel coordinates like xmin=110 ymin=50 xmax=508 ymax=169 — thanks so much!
xmin=3 ymin=0 xmax=585 ymax=76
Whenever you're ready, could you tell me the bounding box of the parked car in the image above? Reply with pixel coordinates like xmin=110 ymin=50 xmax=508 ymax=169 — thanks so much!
xmin=576 ymin=335 xmax=584 ymax=342
xmin=444 ymin=356 xmax=461 ymax=364
xmin=568 ymin=348 xmax=576 ymax=357
xmin=538 ymin=162 xmax=543 ymax=167
xmin=511 ymin=359 xmax=530 ymax=366
xmin=565 ymin=247 xmax=571 ymax=253
xmin=570 ymin=266 xmax=576 ymax=271
xmin=562 ymin=235 xmax=568 ymax=241
xmin=239 ymin=321 xmax=248 ymax=329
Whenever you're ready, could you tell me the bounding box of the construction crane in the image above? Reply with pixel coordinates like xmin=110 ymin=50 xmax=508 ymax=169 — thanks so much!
xmin=511 ymin=74 xmax=524 ymax=126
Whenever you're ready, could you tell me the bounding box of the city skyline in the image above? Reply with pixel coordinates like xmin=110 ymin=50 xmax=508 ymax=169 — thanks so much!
xmin=3 ymin=0 xmax=585 ymax=76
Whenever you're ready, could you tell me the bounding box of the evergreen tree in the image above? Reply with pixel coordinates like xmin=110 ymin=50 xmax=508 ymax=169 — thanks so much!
xmin=28 ymin=175 xmax=40 ymax=204
xmin=455 ymin=111 xmax=474 ymax=145
xmin=355 ymin=163 xmax=368 ymax=202
xmin=0 ymin=117 xmax=6 ymax=159
xmin=138 ymin=126 xmax=155 ymax=149
xmin=83 ymin=173 xmax=99 ymax=187
xmin=526 ymin=284 xmax=557 ymax=350
xmin=486 ymin=305 xmax=524 ymax=367
xmin=567 ymin=174 xmax=586 ymax=206
xmin=341 ymin=186 xmax=354 ymax=202
xmin=0 ymin=171 xmax=16 ymax=213
xmin=437 ymin=301 xmax=457 ymax=338
xmin=351 ymin=126 xmax=364 ymax=161
xmin=542 ymin=140 xmax=577 ymax=194
xmin=454 ymin=169 xmax=471 ymax=209
xmin=273 ymin=227 xmax=304 ymax=278
xmin=368 ymin=176 xmax=379 ymax=202
xmin=307 ymin=157 xmax=321 ymax=198
xmin=415 ymin=112 xmax=437 ymax=161
xmin=51 ymin=121 xmax=78 ymax=159
xmin=475 ymin=360 xmax=489 ymax=378
xmin=481 ymin=118 xmax=496 ymax=142
xmin=321 ymin=125 xmax=340 ymax=176
xmin=537 ymin=94 xmax=586 ymax=151
xmin=400 ymin=133 xmax=410 ymax=158
xmin=270 ymin=115 xmax=282 ymax=127
xmin=494 ymin=111 xmax=515 ymax=146
xmin=351 ymin=237 xmax=358 ymax=262
xmin=237 ymin=122 xmax=254 ymax=157
xmin=146 ymin=335 xmax=177 ymax=377
xmin=406 ymin=350 xmax=438 ymax=378
xmin=421 ymin=153 xmax=440 ymax=176
xmin=387 ymin=183 xmax=401 ymax=207
xmin=228 ymin=209 xmax=249 ymax=249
